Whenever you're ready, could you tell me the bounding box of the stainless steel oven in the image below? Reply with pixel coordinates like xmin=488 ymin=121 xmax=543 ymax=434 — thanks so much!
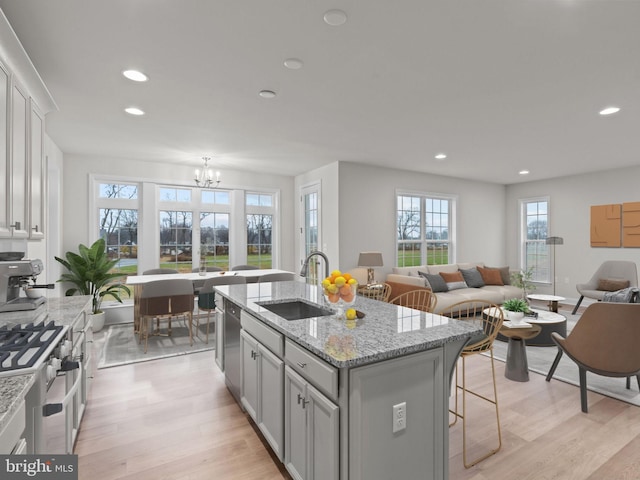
xmin=0 ymin=316 xmax=84 ymax=454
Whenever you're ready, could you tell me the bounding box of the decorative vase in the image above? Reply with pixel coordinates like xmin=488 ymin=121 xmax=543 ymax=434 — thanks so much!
xmin=323 ymin=283 xmax=358 ymax=320
xmin=89 ymin=311 xmax=106 ymax=332
xmin=506 ymin=311 xmax=525 ymax=324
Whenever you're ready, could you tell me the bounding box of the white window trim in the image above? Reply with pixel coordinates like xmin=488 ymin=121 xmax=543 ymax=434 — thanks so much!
xmin=518 ymin=195 xmax=551 ymax=285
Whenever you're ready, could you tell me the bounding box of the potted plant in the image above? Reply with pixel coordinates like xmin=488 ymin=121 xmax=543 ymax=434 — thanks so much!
xmin=502 ymin=298 xmax=530 ymax=324
xmin=55 ymin=238 xmax=131 ymax=332
xmin=510 ymin=267 xmax=536 ymax=299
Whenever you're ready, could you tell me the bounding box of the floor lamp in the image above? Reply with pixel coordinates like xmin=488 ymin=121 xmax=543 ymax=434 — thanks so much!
xmin=545 ymin=236 xmax=564 ymax=296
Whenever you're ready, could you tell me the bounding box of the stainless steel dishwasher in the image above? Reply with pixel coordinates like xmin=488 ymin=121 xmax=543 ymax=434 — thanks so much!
xmin=223 ymin=298 xmax=241 ymax=403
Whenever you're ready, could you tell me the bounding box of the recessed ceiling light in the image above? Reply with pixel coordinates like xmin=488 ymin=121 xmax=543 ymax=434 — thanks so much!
xmin=324 ymin=9 xmax=347 ymax=26
xmin=599 ymin=106 xmax=620 ymax=115
xmin=519 ymin=170 xmax=530 ymax=175
xmin=284 ymin=58 xmax=303 ymax=70
xmin=125 ymin=107 xmax=145 ymax=116
xmin=122 ymin=70 xmax=148 ymax=82
xmin=258 ymin=90 xmax=277 ymax=98
xmin=434 ymin=153 xmax=447 ymax=160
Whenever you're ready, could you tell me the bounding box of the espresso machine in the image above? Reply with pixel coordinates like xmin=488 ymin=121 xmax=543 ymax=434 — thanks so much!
xmin=0 ymin=258 xmax=54 ymax=312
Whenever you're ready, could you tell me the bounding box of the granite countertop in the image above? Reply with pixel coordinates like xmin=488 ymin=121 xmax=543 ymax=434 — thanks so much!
xmin=215 ymin=281 xmax=481 ymax=368
xmin=0 ymin=374 xmax=35 ymax=433
xmin=0 ymin=295 xmax=92 ymax=330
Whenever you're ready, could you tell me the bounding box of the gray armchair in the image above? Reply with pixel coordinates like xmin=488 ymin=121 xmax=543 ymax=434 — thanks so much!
xmin=572 ymin=261 xmax=637 ymax=314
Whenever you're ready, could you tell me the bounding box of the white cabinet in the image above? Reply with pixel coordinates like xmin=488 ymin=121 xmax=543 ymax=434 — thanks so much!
xmin=240 ymin=329 xmax=284 ymax=460
xmin=29 ymin=100 xmax=44 ymax=239
xmin=8 ymin=80 xmax=28 ymax=238
xmin=284 ymin=366 xmax=339 ymax=480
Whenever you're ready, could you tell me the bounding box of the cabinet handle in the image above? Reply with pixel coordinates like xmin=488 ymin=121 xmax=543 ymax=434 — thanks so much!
xmin=297 ymin=393 xmax=303 ymax=405
xmin=301 ymin=398 xmax=309 ymax=409
xmin=251 ymin=350 xmax=259 ymax=360
xmin=32 ymin=225 xmax=39 ymax=232
xmin=296 ymin=362 xmax=307 ymax=369
xmin=9 ymin=222 xmax=21 ymax=230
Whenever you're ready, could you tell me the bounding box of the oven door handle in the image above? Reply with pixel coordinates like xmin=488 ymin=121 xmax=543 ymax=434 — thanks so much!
xmin=42 ymin=362 xmax=83 ymax=417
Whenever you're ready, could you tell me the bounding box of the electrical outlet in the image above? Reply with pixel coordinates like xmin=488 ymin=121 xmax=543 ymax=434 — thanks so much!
xmin=393 ymin=402 xmax=406 ymax=433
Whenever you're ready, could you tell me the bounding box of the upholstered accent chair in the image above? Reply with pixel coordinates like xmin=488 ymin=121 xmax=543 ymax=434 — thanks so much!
xmin=546 ymin=302 xmax=640 ymax=413
xmin=572 ymin=261 xmax=637 ymax=314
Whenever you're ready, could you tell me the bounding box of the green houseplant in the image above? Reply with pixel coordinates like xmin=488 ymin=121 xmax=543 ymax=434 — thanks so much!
xmin=510 ymin=267 xmax=536 ymax=299
xmin=55 ymin=238 xmax=131 ymax=320
xmin=502 ymin=298 xmax=530 ymax=324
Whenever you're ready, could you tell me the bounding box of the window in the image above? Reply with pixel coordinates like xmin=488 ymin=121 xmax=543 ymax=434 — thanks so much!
xmin=97 ymin=183 xmax=139 ymax=275
xmin=246 ymin=192 xmax=275 ymax=268
xmin=396 ymin=194 xmax=453 ymax=267
xmin=522 ymin=199 xmax=550 ymax=283
xmin=159 ymin=210 xmax=193 ymax=272
xmin=160 ymin=187 xmax=191 ymax=203
xmin=200 ymin=212 xmax=230 ymax=269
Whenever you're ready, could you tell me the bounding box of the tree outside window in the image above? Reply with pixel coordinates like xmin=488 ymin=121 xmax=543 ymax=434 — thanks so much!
xmin=159 ymin=210 xmax=193 ymax=272
xmin=98 ymin=183 xmax=138 ymax=275
xmin=200 ymin=212 xmax=230 ymax=269
xmin=247 ymin=214 xmax=272 ymax=268
xmin=397 ymin=194 xmax=453 ymax=267
xmin=523 ymin=199 xmax=550 ymax=282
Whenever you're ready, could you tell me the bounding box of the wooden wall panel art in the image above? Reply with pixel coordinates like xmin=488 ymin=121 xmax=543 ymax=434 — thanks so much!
xmin=622 ymin=202 xmax=640 ymax=247
xmin=590 ymin=204 xmax=621 ymax=247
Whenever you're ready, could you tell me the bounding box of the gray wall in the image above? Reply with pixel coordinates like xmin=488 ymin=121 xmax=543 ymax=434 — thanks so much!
xmin=506 ymin=164 xmax=640 ymax=301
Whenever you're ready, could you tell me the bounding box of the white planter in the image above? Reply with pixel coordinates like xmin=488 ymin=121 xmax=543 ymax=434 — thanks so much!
xmin=89 ymin=311 xmax=106 ymax=332
xmin=506 ymin=311 xmax=525 ymax=324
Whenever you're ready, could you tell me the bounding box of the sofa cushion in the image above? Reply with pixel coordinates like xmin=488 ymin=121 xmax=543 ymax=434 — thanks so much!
xmin=439 ymin=271 xmax=467 ymax=291
xmin=418 ymin=272 xmax=448 ymax=292
xmin=477 ymin=266 xmax=504 ymax=286
xmin=427 ymin=264 xmax=460 ymax=275
xmin=459 ymin=268 xmax=485 ymax=288
xmin=385 ymin=281 xmax=432 ymax=302
xmin=486 ymin=266 xmax=511 ymax=285
xmin=597 ymin=278 xmax=630 ymax=291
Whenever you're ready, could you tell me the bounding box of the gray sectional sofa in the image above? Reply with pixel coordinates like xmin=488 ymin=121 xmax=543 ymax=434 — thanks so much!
xmin=386 ymin=262 xmax=523 ymax=314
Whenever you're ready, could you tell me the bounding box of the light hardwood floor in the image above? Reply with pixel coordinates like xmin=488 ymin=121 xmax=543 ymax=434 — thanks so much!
xmin=76 ymin=337 xmax=640 ymax=480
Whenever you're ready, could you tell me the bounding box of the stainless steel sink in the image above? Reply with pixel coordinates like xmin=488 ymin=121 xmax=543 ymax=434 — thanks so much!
xmin=257 ymin=300 xmax=334 ymax=320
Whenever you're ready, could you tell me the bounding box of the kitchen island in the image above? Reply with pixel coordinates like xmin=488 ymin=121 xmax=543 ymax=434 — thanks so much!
xmin=214 ymin=281 xmax=481 ymax=480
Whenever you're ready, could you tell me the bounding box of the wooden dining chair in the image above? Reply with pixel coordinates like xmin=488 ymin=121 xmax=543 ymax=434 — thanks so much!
xmin=358 ymin=283 xmax=392 ymax=302
xmin=443 ymin=300 xmax=504 ymax=468
xmin=389 ymin=288 xmax=437 ymax=312
xmin=138 ymin=278 xmax=195 ymax=353
xmin=197 ymin=276 xmax=247 ymax=343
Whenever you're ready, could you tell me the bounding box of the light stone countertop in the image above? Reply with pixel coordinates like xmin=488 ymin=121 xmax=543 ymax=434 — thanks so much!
xmin=0 ymin=374 xmax=34 ymax=434
xmin=0 ymin=295 xmax=92 ymax=330
xmin=215 ymin=281 xmax=481 ymax=368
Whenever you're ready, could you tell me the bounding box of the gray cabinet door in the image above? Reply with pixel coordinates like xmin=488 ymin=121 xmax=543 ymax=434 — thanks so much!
xmin=215 ymin=312 xmax=224 ymax=371
xmin=307 ymin=383 xmax=339 ymax=480
xmin=258 ymin=345 xmax=284 ymax=461
xmin=9 ymin=81 xmax=28 ymax=238
xmin=240 ymin=330 xmax=259 ymax=420
xmin=284 ymin=366 xmax=307 ymax=480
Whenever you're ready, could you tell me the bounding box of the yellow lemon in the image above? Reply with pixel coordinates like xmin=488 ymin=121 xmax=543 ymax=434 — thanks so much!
xmin=327 ymin=284 xmax=338 ymax=294
xmin=347 ymin=278 xmax=358 ymax=285
xmin=331 ymin=269 xmax=342 ymax=277
xmin=334 ymin=276 xmax=346 ymax=287
xmin=346 ymin=308 xmax=357 ymax=320
xmin=321 ymin=278 xmax=331 ymax=288
xmin=346 ymin=319 xmax=356 ymax=329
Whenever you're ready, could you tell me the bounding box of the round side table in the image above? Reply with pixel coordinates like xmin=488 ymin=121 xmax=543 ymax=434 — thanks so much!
xmin=499 ymin=323 xmax=542 ymax=382
xmin=527 ymin=294 xmax=565 ymax=313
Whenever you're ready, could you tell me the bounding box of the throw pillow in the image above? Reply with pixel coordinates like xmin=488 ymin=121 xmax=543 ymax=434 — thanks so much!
xmin=597 ymin=278 xmax=630 ymax=292
xmin=418 ymin=271 xmax=448 ymax=293
xmin=439 ymin=271 xmax=468 ymax=291
xmin=459 ymin=268 xmax=485 ymax=288
xmin=477 ymin=266 xmax=504 ymax=286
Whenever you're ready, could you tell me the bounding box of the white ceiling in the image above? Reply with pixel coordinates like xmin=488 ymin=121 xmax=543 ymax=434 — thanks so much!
xmin=0 ymin=0 xmax=638 ymax=184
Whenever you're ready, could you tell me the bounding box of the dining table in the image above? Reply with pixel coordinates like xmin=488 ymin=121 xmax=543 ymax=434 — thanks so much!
xmin=126 ymin=268 xmax=293 ymax=331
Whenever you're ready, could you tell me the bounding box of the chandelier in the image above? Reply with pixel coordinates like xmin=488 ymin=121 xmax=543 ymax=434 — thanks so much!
xmin=194 ymin=157 xmax=221 ymax=189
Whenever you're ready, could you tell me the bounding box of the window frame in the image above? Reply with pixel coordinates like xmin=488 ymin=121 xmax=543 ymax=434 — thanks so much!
xmin=519 ymin=196 xmax=551 ymax=284
xmin=396 ymin=190 xmax=457 ymax=267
